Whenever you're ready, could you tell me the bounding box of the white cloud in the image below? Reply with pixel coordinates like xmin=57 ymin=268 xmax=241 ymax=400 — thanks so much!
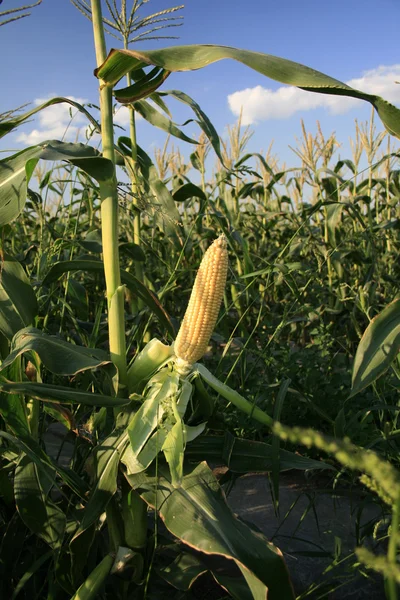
xmin=228 ymin=64 xmax=400 ymax=125
xmin=113 ymin=105 xmax=132 ymax=128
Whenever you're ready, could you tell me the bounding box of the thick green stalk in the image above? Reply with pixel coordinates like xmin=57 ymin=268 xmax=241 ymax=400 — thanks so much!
xmin=91 ymin=0 xmax=127 ymax=386
xmin=386 ymin=495 xmax=400 ymax=600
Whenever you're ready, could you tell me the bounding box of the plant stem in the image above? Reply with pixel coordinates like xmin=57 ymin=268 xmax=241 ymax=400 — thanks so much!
xmin=386 ymin=494 xmax=400 ymax=600
xmin=91 ymin=0 xmax=127 ymax=387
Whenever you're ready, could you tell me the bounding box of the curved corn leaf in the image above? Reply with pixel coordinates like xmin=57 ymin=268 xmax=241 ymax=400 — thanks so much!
xmin=172 ymin=182 xmax=206 ymax=203
xmin=0 ymin=141 xmax=113 ymax=226
xmin=1 ymin=327 xmax=110 ymax=375
xmin=0 ymin=96 xmax=100 ymax=139
xmin=0 ymin=256 xmax=37 ymax=340
xmin=158 ymin=550 xmax=254 ymax=599
xmin=96 ymin=45 xmax=400 ymax=139
xmin=160 ymin=90 xmax=223 ymax=162
xmin=351 ymin=299 xmax=400 ymax=396
xmin=133 ymin=99 xmax=197 ymax=144
xmin=126 ymin=461 xmax=294 ymax=600
xmin=115 ymin=67 xmax=170 ymax=102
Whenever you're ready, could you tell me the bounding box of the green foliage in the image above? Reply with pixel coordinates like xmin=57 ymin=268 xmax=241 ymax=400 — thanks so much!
xmin=97 ymin=45 xmax=400 ymax=139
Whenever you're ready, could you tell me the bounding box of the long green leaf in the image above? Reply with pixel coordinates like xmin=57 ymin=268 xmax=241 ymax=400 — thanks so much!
xmin=351 ymin=299 xmax=400 ymax=396
xmin=0 ymin=430 xmax=88 ymax=499
xmin=133 ymin=99 xmax=197 ymax=144
xmin=0 ymin=357 xmax=29 ymax=437
xmin=0 ymin=97 xmax=100 ymax=139
xmin=0 ymin=380 xmax=130 ymax=407
xmin=1 ymin=327 xmax=110 ymax=375
xmin=73 ymin=429 xmax=128 ymax=541
xmin=14 ymin=455 xmax=66 ymax=550
xmin=96 ymin=45 xmax=400 ymax=139
xmin=185 ymin=434 xmax=335 ymax=472
xmin=161 ymin=90 xmax=223 ymax=162
xmin=127 ymin=462 xmax=294 ymax=600
xmin=0 ymin=256 xmax=37 ymax=340
xmin=70 ymin=554 xmax=114 ymax=600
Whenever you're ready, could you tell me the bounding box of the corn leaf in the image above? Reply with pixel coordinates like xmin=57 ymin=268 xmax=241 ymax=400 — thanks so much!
xmin=196 ymin=364 xmax=273 ymax=427
xmin=0 ymin=97 xmax=100 ymax=139
xmin=72 ymin=429 xmax=128 ymax=542
xmin=185 ymin=434 xmax=335 ymax=472
xmin=0 ymin=142 xmax=113 ymax=226
xmin=133 ymin=99 xmax=197 ymax=144
xmin=0 ymin=256 xmax=37 ymax=340
xmin=96 ymin=45 xmax=400 ymax=139
xmin=14 ymin=455 xmax=66 ymax=550
xmin=126 ymin=461 xmax=295 ymax=600
xmin=0 ymin=380 xmax=130 ymax=407
xmin=351 ymin=299 xmax=400 ymax=396
xmin=1 ymin=327 xmax=110 ymax=375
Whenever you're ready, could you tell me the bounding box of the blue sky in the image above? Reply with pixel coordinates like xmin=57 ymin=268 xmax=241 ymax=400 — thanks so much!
xmin=2 ymin=0 xmax=400 ymax=169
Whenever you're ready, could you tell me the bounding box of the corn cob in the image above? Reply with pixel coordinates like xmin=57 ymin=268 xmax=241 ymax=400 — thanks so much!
xmin=174 ymin=235 xmax=228 ymax=372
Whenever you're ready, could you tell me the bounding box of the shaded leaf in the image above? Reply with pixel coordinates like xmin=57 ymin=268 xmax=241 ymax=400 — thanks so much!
xmin=0 ymin=256 xmax=37 ymax=340
xmin=73 ymin=429 xmax=128 ymax=541
xmin=14 ymin=455 xmax=66 ymax=550
xmin=0 ymin=380 xmax=130 ymax=407
xmin=172 ymin=182 xmax=206 ymax=203
xmin=185 ymin=434 xmax=335 ymax=472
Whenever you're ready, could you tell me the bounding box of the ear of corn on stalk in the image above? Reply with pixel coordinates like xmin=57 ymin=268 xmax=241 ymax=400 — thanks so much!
xmin=124 ymin=234 xmax=272 ymax=486
xmin=174 ymin=235 xmax=228 ymax=373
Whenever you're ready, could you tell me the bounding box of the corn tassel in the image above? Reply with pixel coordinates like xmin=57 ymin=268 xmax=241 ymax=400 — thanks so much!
xmin=174 ymin=235 xmax=228 ymax=373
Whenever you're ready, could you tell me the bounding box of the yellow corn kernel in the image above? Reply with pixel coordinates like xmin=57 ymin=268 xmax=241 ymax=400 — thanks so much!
xmin=174 ymin=235 xmax=228 ymax=369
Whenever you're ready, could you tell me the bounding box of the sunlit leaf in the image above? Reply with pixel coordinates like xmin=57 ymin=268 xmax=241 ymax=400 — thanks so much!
xmin=351 ymin=299 xmax=400 ymax=396
xmin=1 ymin=327 xmax=110 ymax=375
xmin=96 ymin=45 xmax=400 ymax=139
